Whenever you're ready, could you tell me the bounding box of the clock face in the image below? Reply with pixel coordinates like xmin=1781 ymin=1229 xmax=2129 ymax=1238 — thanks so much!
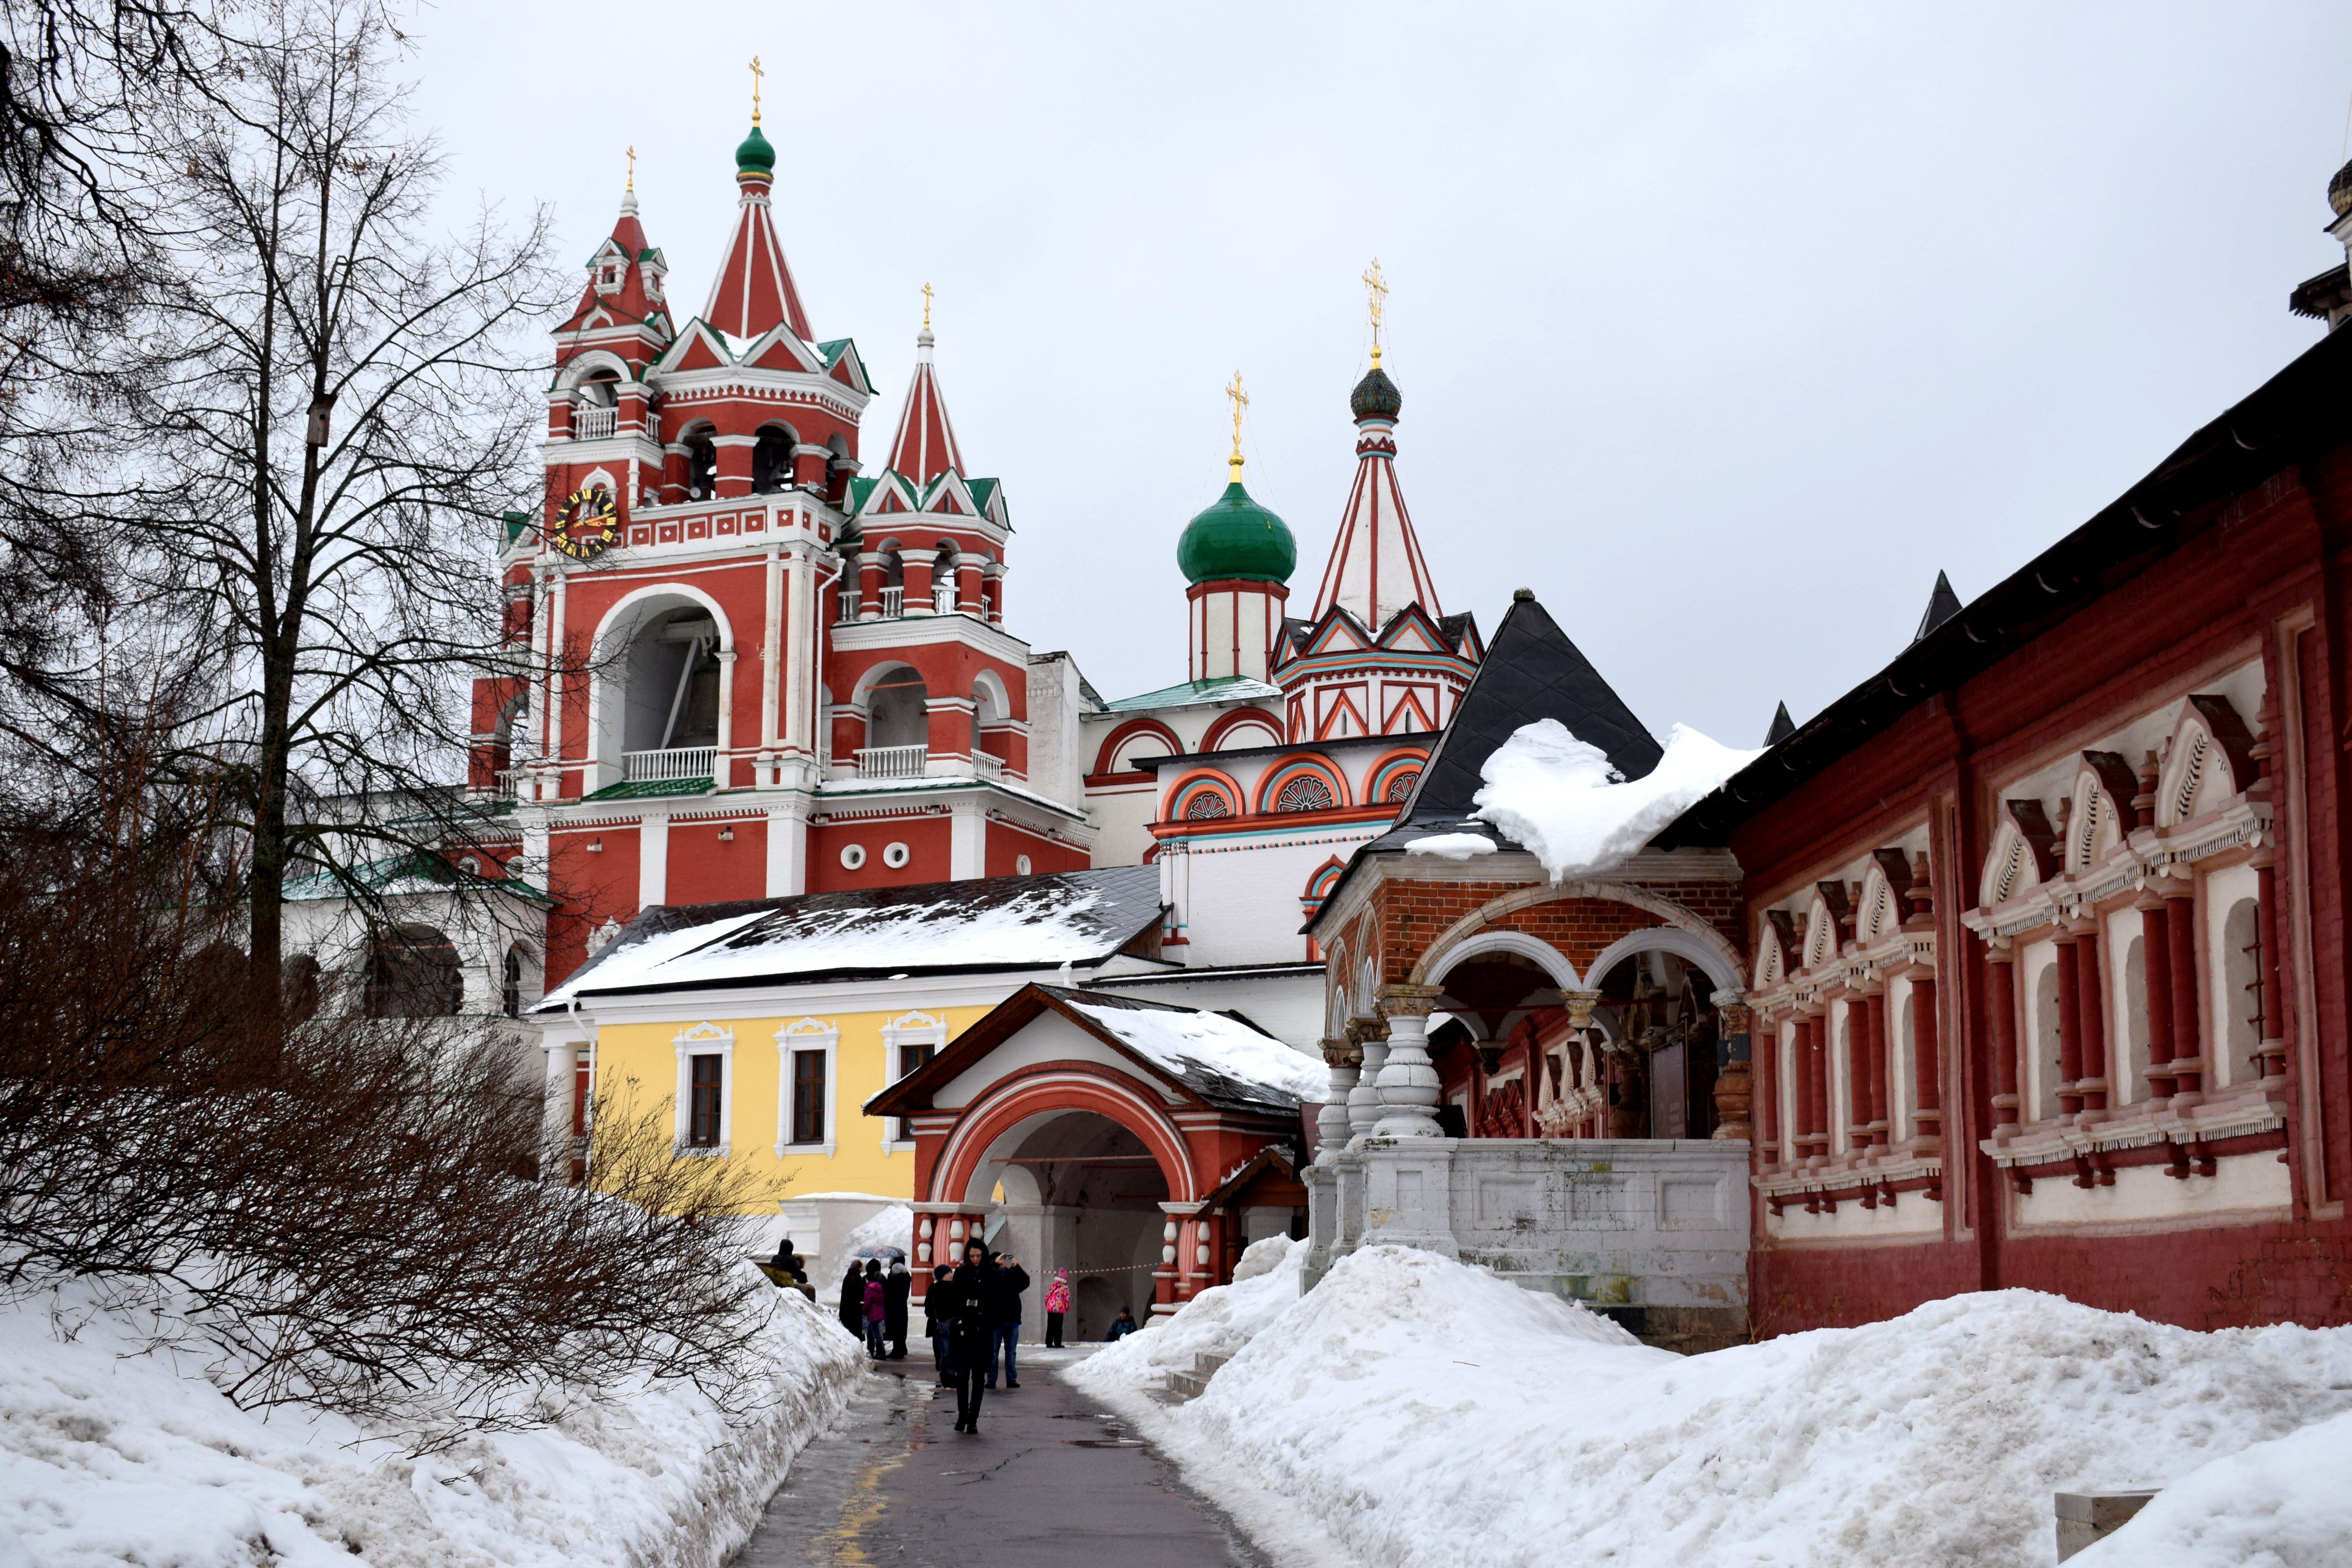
xmin=553 ymin=487 xmax=618 ymax=559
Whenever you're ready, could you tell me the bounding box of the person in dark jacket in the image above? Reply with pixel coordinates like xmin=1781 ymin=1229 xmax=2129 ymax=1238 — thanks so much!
xmin=862 ymin=1258 xmax=887 ymax=1358
xmin=883 ymin=1259 xmax=912 ymax=1359
xmin=986 ymin=1251 xmax=1030 ymax=1389
xmin=769 ymin=1238 xmax=806 ymax=1283
xmin=837 ymin=1263 xmax=865 ymax=1340
xmin=924 ymin=1264 xmax=954 ymax=1386
xmin=1105 ymin=1306 xmax=1138 ymax=1341
xmin=941 ymin=1240 xmax=1003 ymax=1434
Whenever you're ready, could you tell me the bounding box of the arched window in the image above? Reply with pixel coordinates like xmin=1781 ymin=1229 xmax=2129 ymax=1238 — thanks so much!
xmin=752 ymin=423 xmax=795 ymax=493
xmin=683 ymin=424 xmax=717 ymax=499
xmin=1275 ymin=774 xmax=1335 ymax=813
xmin=1384 ymin=769 xmax=1419 ymax=803
xmin=364 ymin=925 xmax=463 ymax=1018
xmin=501 ymin=946 xmax=527 ymax=1018
xmin=866 ymin=669 xmax=929 ymax=751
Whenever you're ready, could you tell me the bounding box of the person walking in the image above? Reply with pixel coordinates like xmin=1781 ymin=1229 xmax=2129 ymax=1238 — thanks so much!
xmin=1042 ymin=1269 xmax=1071 ymax=1348
xmin=884 ymin=1258 xmax=912 ymax=1360
xmin=861 ymin=1259 xmax=888 ymax=1359
xmin=837 ymin=1263 xmax=865 ymax=1341
xmin=942 ymin=1240 xmax=1002 ymax=1434
xmin=987 ymin=1251 xmax=1030 ymax=1389
xmin=925 ymin=1263 xmax=954 ymax=1386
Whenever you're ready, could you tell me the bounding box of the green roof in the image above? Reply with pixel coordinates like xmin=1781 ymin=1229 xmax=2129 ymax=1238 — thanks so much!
xmin=966 ymin=476 xmax=1009 ymax=530
xmin=817 ymin=338 xmax=853 ymax=366
xmin=1101 ymin=675 xmax=1283 ymax=713
xmin=583 ymin=775 xmax=715 ymax=802
xmin=1178 ymin=479 xmax=1294 ymax=585
xmin=502 ymin=510 xmax=531 ymax=543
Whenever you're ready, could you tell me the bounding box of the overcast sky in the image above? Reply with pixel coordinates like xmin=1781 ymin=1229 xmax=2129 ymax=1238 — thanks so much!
xmin=411 ymin=2 xmax=2351 ymax=745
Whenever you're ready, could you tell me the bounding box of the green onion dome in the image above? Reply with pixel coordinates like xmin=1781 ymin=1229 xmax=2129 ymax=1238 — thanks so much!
xmin=737 ymin=123 xmax=777 ymax=176
xmin=1350 ymin=364 xmax=1402 ymax=422
xmin=1177 ymin=479 xmax=1296 ymax=585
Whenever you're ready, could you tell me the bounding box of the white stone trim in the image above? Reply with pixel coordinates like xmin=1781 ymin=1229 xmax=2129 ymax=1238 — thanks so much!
xmin=672 ymin=1021 xmax=734 ymax=1157
xmin=1585 ymin=925 xmax=1743 ymax=995
xmin=775 ymin=1016 xmax=840 ymax=1159
xmin=1424 ymin=927 xmax=1584 ymax=991
xmin=879 ymin=1010 xmax=950 ymax=1152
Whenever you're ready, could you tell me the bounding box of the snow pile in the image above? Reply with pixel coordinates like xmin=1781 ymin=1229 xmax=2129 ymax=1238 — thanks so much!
xmin=2077 ymin=1407 xmax=2352 ymax=1567
xmin=839 ymin=1203 xmax=913 ymax=1261
xmin=1076 ymin=1244 xmax=2352 ymax=1568
xmin=0 ymin=1269 xmax=863 ymax=1568
xmin=1403 ymin=831 xmax=1497 ymax=860
xmin=1471 ymin=718 xmax=1760 ymax=882
xmin=1070 ymin=1001 xmax=1328 ymax=1104
xmin=1068 ymin=1236 xmax=1307 ymax=1388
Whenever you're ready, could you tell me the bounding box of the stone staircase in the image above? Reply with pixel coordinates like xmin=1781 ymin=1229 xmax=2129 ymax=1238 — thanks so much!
xmin=1161 ymin=1350 xmax=1232 ymax=1403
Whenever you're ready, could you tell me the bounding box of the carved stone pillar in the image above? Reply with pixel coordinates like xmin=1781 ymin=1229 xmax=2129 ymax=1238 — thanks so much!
xmin=1711 ymin=997 xmax=1752 ymax=1142
xmin=1374 ymin=984 xmax=1447 ymax=1138
xmin=2136 ymin=891 xmax=2176 ymax=1102
xmin=1985 ymin=944 xmax=2020 ymax=1137
xmin=2254 ymin=847 xmax=2288 ymax=1080
xmin=1846 ymin=999 xmax=1874 ymax=1151
xmin=2164 ymin=883 xmax=2203 ymax=1100
xmin=1316 ymin=1036 xmax=1359 ymax=1165
xmin=2074 ymin=923 xmax=2108 ymax=1114
xmin=1345 ymin=1014 xmax=1388 ymax=1145
xmin=1909 ymin=975 xmax=1941 ymax=1143
xmin=1862 ymin=988 xmax=1890 ymax=1147
xmin=1751 ymin=1010 xmax=1779 ymax=1165
xmin=2054 ymin=932 xmax=2084 ymax=1117
xmin=1802 ymin=1007 xmax=1829 ymax=1165
xmin=857 ymin=552 xmax=882 ymax=620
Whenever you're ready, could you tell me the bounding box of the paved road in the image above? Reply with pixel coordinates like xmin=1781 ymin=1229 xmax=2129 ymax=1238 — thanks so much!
xmin=733 ymin=1346 xmax=1267 ymax=1568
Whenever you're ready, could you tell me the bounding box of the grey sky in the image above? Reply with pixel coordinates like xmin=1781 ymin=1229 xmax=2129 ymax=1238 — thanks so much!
xmin=412 ymin=2 xmax=2352 ymax=746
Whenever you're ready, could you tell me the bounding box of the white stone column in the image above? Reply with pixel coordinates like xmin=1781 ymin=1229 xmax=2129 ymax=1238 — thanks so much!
xmin=766 ymin=796 xmax=809 ymax=898
xmin=759 ymin=545 xmax=782 ymax=775
xmin=948 ymin=797 xmax=986 ymax=880
xmin=1374 ymin=984 xmax=1447 ymax=1138
xmin=713 ymin=649 xmax=736 ymax=789
xmin=1317 ymin=1036 xmax=1358 ymax=1164
xmin=637 ymin=811 xmax=669 ymax=908
xmin=1345 ymin=1015 xmax=1388 ymax=1145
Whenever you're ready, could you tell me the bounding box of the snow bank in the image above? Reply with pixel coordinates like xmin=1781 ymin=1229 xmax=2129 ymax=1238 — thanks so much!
xmin=0 ymin=1270 xmax=863 ymax=1568
xmin=1471 ymin=718 xmax=1760 ymax=882
xmin=1067 ymin=1236 xmax=1307 ymax=1389
xmin=2076 ymin=1406 xmax=2352 ymax=1568
xmin=1069 ymin=1001 xmax=1328 ymax=1103
xmin=1077 ymin=1243 xmax=2352 ymax=1568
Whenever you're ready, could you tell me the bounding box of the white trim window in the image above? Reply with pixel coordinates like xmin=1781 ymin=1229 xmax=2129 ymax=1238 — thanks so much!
xmin=673 ymin=1022 xmax=735 ymax=1156
xmin=879 ymin=1010 xmax=949 ymax=1152
xmin=776 ymin=1018 xmax=840 ymax=1159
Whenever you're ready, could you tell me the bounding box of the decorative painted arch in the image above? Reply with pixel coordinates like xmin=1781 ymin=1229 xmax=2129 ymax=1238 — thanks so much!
xmin=1092 ymin=717 xmax=1183 ymax=778
xmin=1164 ymin=766 xmax=1243 ymax=823
xmin=2156 ymin=695 xmax=2258 ymax=828
xmin=1256 ymin=754 xmax=1350 ymax=815
xmin=1854 ymin=864 xmax=1903 ymax=945
xmin=1406 ymin=880 xmax=1744 ymax=996
xmin=1978 ymin=813 xmax=2053 ymax=910
xmin=1201 ymin=707 xmax=1283 ymax=752
xmin=1361 ymin=746 xmax=1430 ymax=808
xmin=1426 ymin=928 xmax=1584 ymax=992
xmin=928 ymin=1065 xmax=1200 ymax=1205
xmin=1752 ymin=918 xmax=1787 ymax=991
xmin=2065 ymin=752 xmax=2140 ymax=872
xmin=1300 ymin=855 xmax=1346 ymax=908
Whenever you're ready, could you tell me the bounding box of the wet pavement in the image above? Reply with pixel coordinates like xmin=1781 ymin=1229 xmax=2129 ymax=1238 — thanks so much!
xmin=732 ymin=1346 xmax=1267 ymax=1568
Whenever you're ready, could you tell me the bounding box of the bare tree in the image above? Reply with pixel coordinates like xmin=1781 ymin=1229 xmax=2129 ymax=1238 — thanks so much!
xmin=66 ymin=0 xmax=567 ymax=1001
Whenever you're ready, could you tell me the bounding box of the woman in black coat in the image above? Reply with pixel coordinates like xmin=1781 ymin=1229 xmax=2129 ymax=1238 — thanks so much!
xmin=940 ymin=1240 xmax=1004 ymax=1434
xmin=837 ymin=1262 xmax=865 ymax=1341
xmin=924 ymin=1264 xmax=955 ymax=1386
xmin=883 ymin=1259 xmax=912 ymax=1359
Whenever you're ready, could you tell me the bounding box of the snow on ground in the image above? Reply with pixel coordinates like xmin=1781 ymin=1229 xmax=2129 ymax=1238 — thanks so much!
xmin=1072 ymin=1243 xmax=2352 ymax=1568
xmin=1068 ymin=1001 xmax=1328 ymax=1103
xmin=1471 ymin=718 xmax=1760 ymax=882
xmin=2073 ymin=1406 xmax=2352 ymax=1568
xmin=838 ymin=1203 xmax=914 ymax=1261
xmin=1074 ymin=1235 xmax=1309 ymax=1387
xmin=0 ymin=1270 xmax=862 ymax=1568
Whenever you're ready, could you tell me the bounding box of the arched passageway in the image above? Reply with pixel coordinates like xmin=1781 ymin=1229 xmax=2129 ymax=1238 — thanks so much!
xmin=962 ymin=1108 xmax=1171 ymax=1344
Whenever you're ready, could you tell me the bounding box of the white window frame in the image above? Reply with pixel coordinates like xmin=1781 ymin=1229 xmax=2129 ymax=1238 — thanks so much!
xmin=673 ymin=1022 xmax=735 ymax=1157
xmin=775 ymin=1018 xmax=840 ymax=1159
xmin=879 ymin=1010 xmax=949 ymax=1153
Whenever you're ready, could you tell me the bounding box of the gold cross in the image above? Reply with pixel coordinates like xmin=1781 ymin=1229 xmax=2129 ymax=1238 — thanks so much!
xmin=1363 ymin=258 xmax=1388 ymax=367
xmin=625 ymin=145 xmax=635 ymax=192
xmin=750 ymin=56 xmax=764 ymax=125
xmin=922 ymin=281 xmax=934 ymax=332
xmin=1225 ymin=371 xmax=1248 ymax=481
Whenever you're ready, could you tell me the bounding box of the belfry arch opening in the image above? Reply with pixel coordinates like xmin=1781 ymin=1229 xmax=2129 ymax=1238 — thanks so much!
xmin=963 ymin=1109 xmax=1171 ymax=1345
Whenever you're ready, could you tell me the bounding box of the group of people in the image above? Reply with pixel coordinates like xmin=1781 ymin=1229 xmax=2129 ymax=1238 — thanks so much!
xmin=837 ymin=1255 xmax=913 ymax=1360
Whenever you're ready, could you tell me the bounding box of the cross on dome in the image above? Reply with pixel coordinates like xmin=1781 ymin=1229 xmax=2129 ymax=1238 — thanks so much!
xmin=1363 ymin=258 xmax=1388 ymax=367
xmin=1226 ymin=371 xmax=1248 ymax=482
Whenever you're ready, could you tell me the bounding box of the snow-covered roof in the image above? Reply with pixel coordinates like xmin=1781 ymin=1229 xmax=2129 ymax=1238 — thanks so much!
xmin=1061 ymin=992 xmax=1327 ymax=1110
xmin=538 ymin=866 xmax=1164 ymax=1008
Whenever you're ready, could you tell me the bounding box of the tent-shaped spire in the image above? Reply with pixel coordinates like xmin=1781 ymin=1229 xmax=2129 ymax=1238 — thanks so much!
xmin=884 ymin=318 xmax=966 ymax=486
xmin=702 ymin=123 xmax=811 ymax=343
xmin=1765 ymin=701 xmax=1796 ymax=746
xmin=1914 ymin=570 xmax=1963 ymax=642
xmin=558 ymin=182 xmax=670 ymax=335
xmin=1311 ymin=362 xmax=1444 ymax=629
xmin=1403 ymin=590 xmax=1662 ymax=821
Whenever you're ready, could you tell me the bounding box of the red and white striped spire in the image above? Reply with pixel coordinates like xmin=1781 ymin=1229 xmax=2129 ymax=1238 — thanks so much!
xmin=1311 ymin=295 xmax=1442 ymax=628
xmin=702 ymin=74 xmax=811 ymax=343
xmin=885 ymin=285 xmax=966 ymax=484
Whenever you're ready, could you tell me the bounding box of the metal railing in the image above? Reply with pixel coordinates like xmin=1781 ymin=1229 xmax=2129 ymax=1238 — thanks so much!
xmin=572 ymin=405 xmax=617 ymax=440
xmin=855 ymin=743 xmax=927 ymax=779
xmin=971 ymin=750 xmax=1004 ymax=782
xmin=622 ymin=746 xmax=716 ymax=783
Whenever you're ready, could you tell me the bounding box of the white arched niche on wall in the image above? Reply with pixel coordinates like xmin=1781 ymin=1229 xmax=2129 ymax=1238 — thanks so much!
xmin=585 ymin=583 xmax=736 ymax=791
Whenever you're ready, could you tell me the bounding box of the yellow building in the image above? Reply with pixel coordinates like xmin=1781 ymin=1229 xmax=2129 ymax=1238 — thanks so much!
xmin=534 ymin=867 xmax=1172 ymax=1254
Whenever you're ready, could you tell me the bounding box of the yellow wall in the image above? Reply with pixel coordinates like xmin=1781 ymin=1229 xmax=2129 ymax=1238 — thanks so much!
xmin=589 ymin=1004 xmax=996 ymax=1212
